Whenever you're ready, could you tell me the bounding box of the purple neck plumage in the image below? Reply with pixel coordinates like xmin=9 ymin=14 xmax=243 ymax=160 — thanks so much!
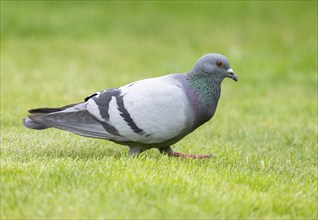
xmin=178 ymin=72 xmax=222 ymax=128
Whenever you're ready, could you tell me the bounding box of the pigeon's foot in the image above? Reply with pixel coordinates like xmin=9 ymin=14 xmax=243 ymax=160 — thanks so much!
xmin=168 ymin=151 xmax=214 ymax=159
xmin=159 ymin=146 xmax=214 ymax=159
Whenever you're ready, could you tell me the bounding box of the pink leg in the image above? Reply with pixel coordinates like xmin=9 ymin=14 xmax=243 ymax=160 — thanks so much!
xmin=159 ymin=147 xmax=214 ymax=159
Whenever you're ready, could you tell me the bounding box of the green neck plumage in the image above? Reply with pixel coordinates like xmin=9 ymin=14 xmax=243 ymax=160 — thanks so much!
xmin=186 ymin=72 xmax=221 ymax=106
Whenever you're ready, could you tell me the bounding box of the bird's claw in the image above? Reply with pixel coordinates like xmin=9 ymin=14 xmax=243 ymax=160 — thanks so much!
xmin=168 ymin=152 xmax=215 ymax=159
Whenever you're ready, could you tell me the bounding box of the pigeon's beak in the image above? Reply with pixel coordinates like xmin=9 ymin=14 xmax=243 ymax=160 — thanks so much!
xmin=227 ymin=68 xmax=238 ymax=82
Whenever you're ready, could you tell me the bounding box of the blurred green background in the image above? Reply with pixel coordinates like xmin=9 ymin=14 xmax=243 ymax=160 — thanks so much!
xmin=1 ymin=1 xmax=317 ymax=219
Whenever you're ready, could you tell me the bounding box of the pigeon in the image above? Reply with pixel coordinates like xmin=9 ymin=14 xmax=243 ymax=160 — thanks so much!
xmin=23 ymin=53 xmax=238 ymax=159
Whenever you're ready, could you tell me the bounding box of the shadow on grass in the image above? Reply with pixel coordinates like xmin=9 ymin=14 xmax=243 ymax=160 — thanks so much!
xmin=37 ymin=145 xmax=128 ymax=160
xmin=36 ymin=146 xmax=170 ymax=161
xmin=8 ymin=139 xmax=129 ymax=161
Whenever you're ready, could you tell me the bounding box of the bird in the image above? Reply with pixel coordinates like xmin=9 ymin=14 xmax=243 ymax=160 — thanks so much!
xmin=23 ymin=53 xmax=238 ymax=159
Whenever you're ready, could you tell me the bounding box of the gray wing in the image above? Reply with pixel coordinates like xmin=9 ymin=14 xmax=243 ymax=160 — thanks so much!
xmin=85 ymin=75 xmax=194 ymax=145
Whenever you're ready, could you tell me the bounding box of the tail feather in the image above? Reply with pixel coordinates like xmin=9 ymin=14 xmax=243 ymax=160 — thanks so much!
xmin=23 ymin=103 xmax=84 ymax=130
xmin=23 ymin=102 xmax=127 ymax=142
xmin=23 ymin=117 xmax=51 ymax=130
xmin=28 ymin=103 xmax=81 ymax=114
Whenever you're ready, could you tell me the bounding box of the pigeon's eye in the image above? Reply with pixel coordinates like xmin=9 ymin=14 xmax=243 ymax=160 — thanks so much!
xmin=216 ymin=61 xmax=223 ymax=68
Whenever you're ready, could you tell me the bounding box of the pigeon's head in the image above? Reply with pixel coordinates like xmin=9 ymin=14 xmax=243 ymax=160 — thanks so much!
xmin=191 ymin=53 xmax=238 ymax=82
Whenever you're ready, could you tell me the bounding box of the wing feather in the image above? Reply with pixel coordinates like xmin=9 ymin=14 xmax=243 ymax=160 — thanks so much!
xmin=85 ymin=74 xmax=194 ymax=144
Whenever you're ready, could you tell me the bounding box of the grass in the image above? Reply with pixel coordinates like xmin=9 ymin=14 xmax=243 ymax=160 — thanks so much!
xmin=1 ymin=1 xmax=317 ymax=219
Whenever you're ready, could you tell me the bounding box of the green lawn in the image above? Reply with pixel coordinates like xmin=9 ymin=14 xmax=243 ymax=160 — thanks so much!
xmin=1 ymin=1 xmax=317 ymax=219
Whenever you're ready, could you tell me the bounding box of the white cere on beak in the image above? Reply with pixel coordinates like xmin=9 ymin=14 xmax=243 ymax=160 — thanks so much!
xmin=227 ymin=68 xmax=234 ymax=74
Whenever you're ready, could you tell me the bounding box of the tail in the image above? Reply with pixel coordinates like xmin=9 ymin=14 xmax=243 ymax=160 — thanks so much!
xmin=23 ymin=117 xmax=51 ymax=129
xmin=23 ymin=103 xmax=82 ymax=130
xmin=23 ymin=103 xmax=125 ymax=141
